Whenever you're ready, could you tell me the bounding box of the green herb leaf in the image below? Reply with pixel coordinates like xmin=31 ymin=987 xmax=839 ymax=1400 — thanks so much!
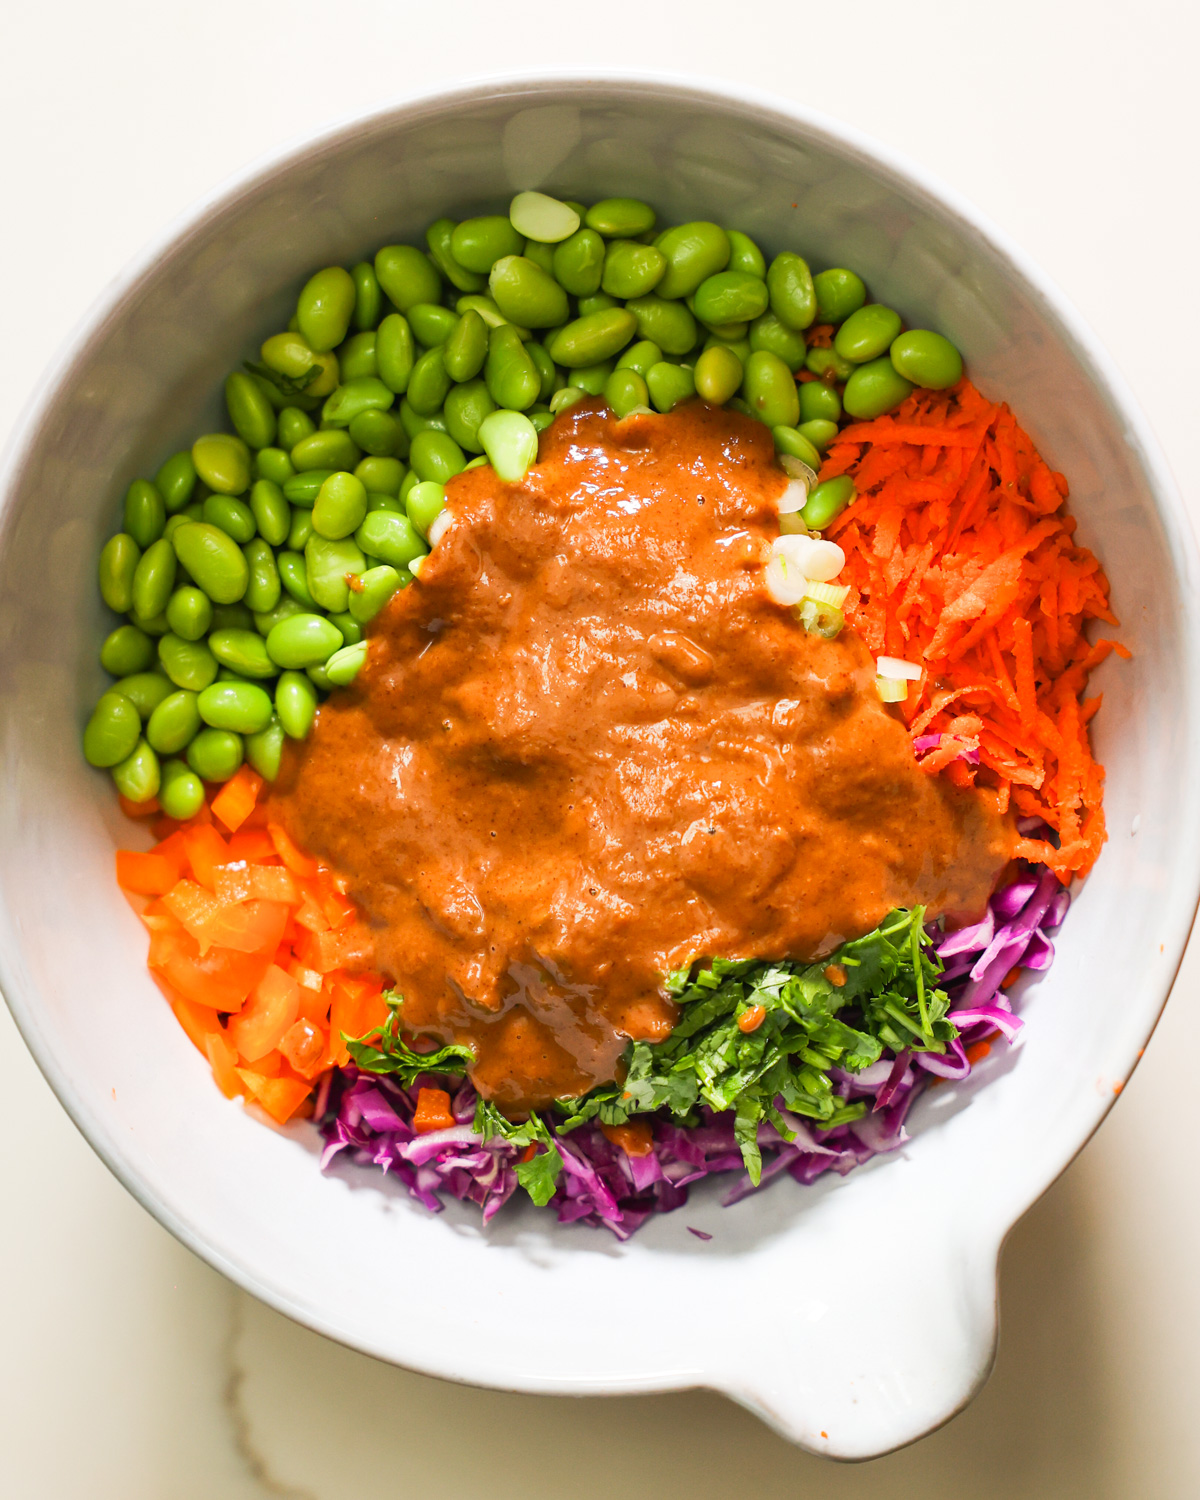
xmin=344 ymin=990 xmax=474 ymax=1084
xmin=515 ymin=1146 xmax=563 ymax=1206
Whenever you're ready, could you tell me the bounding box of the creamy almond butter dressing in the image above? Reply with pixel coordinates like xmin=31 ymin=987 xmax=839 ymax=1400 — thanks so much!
xmin=271 ymin=401 xmax=1013 ymax=1111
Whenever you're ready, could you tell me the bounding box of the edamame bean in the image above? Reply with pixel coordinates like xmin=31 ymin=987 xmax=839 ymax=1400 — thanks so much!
xmin=321 ymin=376 xmax=394 ymax=428
xmin=694 ymin=271 xmax=769 ymax=327
xmin=767 ymin=253 xmax=817 ymax=331
xmin=805 ymin=346 xmax=856 ymax=383
xmin=452 ymin=216 xmax=524 ymax=274
xmin=601 ymin=241 xmax=666 ymax=299
xmin=172 ymin=521 xmax=249 ymax=604
xmin=626 ymin=295 xmax=697 ymax=356
xmin=774 ymin=425 xmax=824 ymax=470
xmin=246 ymin=717 xmax=284 ymax=780
xmin=208 ymin=627 xmax=276 ymax=680
xmin=339 ymin=331 xmax=378 ymax=381
xmin=202 ymin=494 xmax=256 ymax=545
xmin=305 ymin=536 xmax=365 ymax=613
xmin=255 ymin=447 xmax=295 ymax=485
xmin=577 ymin=292 xmax=617 ymax=315
xmin=131 ymin=537 xmax=177 ymax=621
xmin=83 ymin=691 xmax=141 ymax=767
xmin=489 ymin=256 xmax=569 ymax=329
xmin=328 ymin=612 xmax=363 ymax=646
xmin=585 ymin=198 xmax=656 ymax=238
xmin=261 ymin=335 xmax=339 ymax=397
xmin=287 ymin=508 xmax=314 ymax=551
xmin=799 ymin=381 xmax=842 ymax=423
xmin=376 ymin=312 xmax=415 ymax=395
xmin=123 ymin=480 xmax=165 ymax=548
xmin=572 ymin=361 xmax=613 ymax=396
xmin=549 ymin=386 xmax=587 ymax=415
xmin=409 ymin=430 xmax=466 ymax=484
xmin=529 ymin=411 xmax=554 ymax=435
xmin=725 ymin=229 xmax=765 ymax=279
xmin=128 ymin=611 xmax=169 ymax=638
xmin=325 ymin=641 xmax=368 ymax=686
xmin=351 ymin=261 xmax=382 ymax=332
xmin=798 ymin=418 xmax=839 ymax=453
xmin=485 ymin=325 xmax=541 ymax=410
xmin=354 ymin=510 xmax=426 ymax=569
xmin=407 ymin=303 xmax=459 ymax=347
xmin=197 ymin=681 xmax=274 ymax=734
xmin=112 ymin=737 xmax=161 ymax=802
xmin=367 ymin=491 xmax=403 ymax=512
xmin=400 ymin=400 xmax=449 ymax=439
xmin=813 ymin=268 xmax=867 ymax=326
xmin=159 ymin=758 xmax=205 ymax=819
xmin=802 ymin=475 xmax=856 ymax=530
xmin=224 ymin=372 xmax=277 ymax=449
xmin=375 ymin=244 xmax=442 ymax=311
xmin=282 ymin=469 xmax=330 ymax=507
xmin=694 ymin=344 xmax=743 ymax=405
xmin=655 ymin=223 xmax=730 ymax=299
xmin=112 ymin=668 xmax=172 ymax=720
xmin=454 ymin=293 xmax=529 ymax=335
xmin=354 ymin=456 xmax=404 ymax=496
xmin=248 ymin=480 xmax=290 ymax=547
xmin=278 ymin=549 xmax=316 ymax=607
xmin=266 ymin=613 xmax=345 ymax=670
xmin=348 ymin=407 xmax=403 ymax=458
xmin=242 ymin=538 xmax=282 ymax=613
xmin=742 ymin=350 xmax=800 ymax=428
xmin=546 ymin=308 xmax=637 ymax=368
xmin=510 ymin=191 xmax=580 ymax=244
xmin=444 ymin=379 xmax=496 ymax=453
xmin=192 ymin=433 xmax=251 ymax=495
xmin=889 ymin=329 xmax=963 ymax=390
xmin=645 ymin=362 xmax=695 ymax=413
xmin=406 ymin=348 xmax=453 ymax=416
xmin=210 ymin=603 xmax=254 ymax=632
xmin=275 ymin=670 xmax=319 ymax=738
xmin=159 ymin=631 xmax=218 ymax=691
xmin=146 ymin=689 xmax=202 ymax=754
xmin=292 ymin=429 xmax=360 ymax=473
xmin=476 ymin=409 xmax=541 ymax=482
xmin=616 ymin=340 xmax=662 ymax=378
xmin=99 ymin=534 xmax=141 ymax=613
xmin=749 ymin=311 xmax=807 ymax=372
xmin=100 ymin=624 xmax=154 ymax=676
xmin=552 ymin=228 xmax=605 ymax=296
xmin=154 ymin=451 xmax=196 ymax=513
xmin=307 ymin=664 xmax=335 ymax=691
xmin=834 ymin=305 xmax=903 ymax=364
xmin=522 ymin=238 xmax=555 ymax=274
xmin=277 ymin=407 xmax=316 ymax=449
xmin=253 ymin=595 xmax=307 ymax=637
xmin=406 ymin=479 xmax=448 ymax=536
xmin=349 ymin=565 xmax=403 ymax=624
xmin=186 ymin=728 xmax=243 ymax=783
xmin=443 ymin=309 xmax=489 ymax=383
xmin=165 ymin=583 xmax=214 ymax=643
xmin=527 ymin=342 xmax=557 ymax=403
xmin=312 ymin=471 xmax=368 ymax=540
xmin=424 ymin=219 xmax=487 ymax=294
xmin=842 ymin=356 xmax=914 ymax=419
xmin=297 ymin=266 xmax=355 ymax=353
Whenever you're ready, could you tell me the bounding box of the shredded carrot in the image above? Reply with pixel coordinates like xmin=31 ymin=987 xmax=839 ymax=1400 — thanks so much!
xmin=823 ymin=379 xmax=1119 ymax=881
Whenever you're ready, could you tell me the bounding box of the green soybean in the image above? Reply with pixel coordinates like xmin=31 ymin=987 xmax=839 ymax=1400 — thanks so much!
xmin=578 ymin=292 xmax=617 ymax=315
xmin=305 ymin=536 xmax=365 ymax=613
xmin=616 ymin=341 xmax=662 ymax=378
xmin=601 ymin=241 xmax=666 ymax=299
xmin=116 ymin=671 xmax=174 ymax=716
xmin=645 ymin=362 xmax=696 ymax=413
xmin=803 ymin=475 xmax=856 ymax=530
xmin=407 ymin=303 xmax=459 ymax=347
xmin=376 ymin=313 xmax=415 ymax=395
xmin=489 ymin=255 xmax=569 ymax=329
xmin=328 ymin=612 xmax=363 ymax=647
xmin=197 ymin=681 xmax=274 ymax=734
xmin=154 ymin=451 xmax=197 ymax=513
xmin=339 ymin=331 xmax=378 ymax=381
xmin=366 ymin=491 xmax=404 ymax=513
xmin=348 ymin=408 xmax=403 ymax=458
xmin=375 ymin=244 xmax=441 ymax=313
xmin=245 ymin=718 xmax=284 ymax=781
xmin=521 ymin=238 xmax=555 ymax=275
xmin=805 ymin=346 xmax=856 ymax=383
xmin=112 ymin=737 xmax=161 ymax=802
xmin=266 ymin=613 xmax=345 ymax=670
xmin=585 ymin=198 xmax=656 ymax=238
xmin=128 ymin=608 xmax=169 ymax=637
xmin=307 ymin=664 xmax=335 ymax=692
xmin=99 ymin=534 xmax=141 ymax=613
xmin=444 ymin=379 xmax=496 ymax=453
xmin=202 ymin=494 xmax=256 ymax=545
xmin=131 ymin=537 xmax=177 ymax=621
xmin=797 ymin=419 xmax=840 ymax=453
xmin=242 ymin=538 xmax=282 ymax=613
xmin=275 ymin=670 xmax=319 ymax=738
xmin=159 ymin=759 xmax=205 ymax=819
xmin=572 ymin=361 xmax=613 ymax=396
xmin=208 ymin=628 xmax=277 ymax=680
xmin=425 ymin=220 xmax=487 ymax=294
xmin=287 ymin=508 xmax=314 ymax=551
xmin=546 ymin=308 xmax=637 ymax=368
xmin=351 ymin=261 xmax=382 ymax=332
xmin=400 ymin=400 xmax=449 ymax=440
xmin=443 ymin=309 xmax=489 ymax=383
xmin=406 ymin=348 xmax=452 ymax=416
xmin=455 ymin=293 xmax=529 ymax=335
xmin=409 ymin=430 xmax=466 ymax=484
xmin=725 ymin=229 xmax=765 ymax=279
xmin=123 ymin=480 xmax=165 ymax=548
xmin=604 ymin=369 xmax=649 ymax=419
xmin=349 ymin=565 xmax=404 ymax=624
xmin=749 ymin=311 xmax=807 ymax=372
xmin=889 ymin=329 xmax=963 ymax=390
xmin=210 ymin=603 xmax=254 ymax=633
xmin=767 ymin=253 xmax=817 ymax=331
xmin=406 ymin=479 xmax=447 ymax=536
xmin=253 ymin=596 xmax=307 ymax=637
xmin=83 ymin=691 xmax=142 ymax=767
xmin=282 ymin=469 xmax=330 ymax=507
xmin=655 ymin=223 xmax=730 ymax=299
xmin=325 ymin=641 xmax=368 ymax=687
xmin=292 ymin=429 xmax=360 ymax=474
xmin=694 ymin=271 xmax=769 ymax=327
xmin=511 ymin=191 xmax=580 ymax=244
xmin=297 ymin=266 xmax=355 ymax=353
xmin=626 ymin=295 xmax=697 ymax=356
xmin=452 ymin=216 xmax=525 ymax=274
xmin=834 ymin=305 xmax=903 ymax=364
xmin=224 ymin=372 xmax=277 ymax=449
xmin=146 ymin=689 xmax=202 ymax=755
xmin=552 ymin=228 xmax=606 ymax=296
xmin=278 ymin=549 xmax=317 ymax=607
xmin=485 ymin=325 xmax=541 ymax=410
xmin=186 ymin=728 xmax=242 ymax=783
xmin=192 ymin=433 xmax=252 ymax=496
xmin=774 ymin=425 xmax=824 ymax=470
xmin=843 ymin=356 xmax=914 ymax=419
xmin=254 ymin=447 xmax=295 ymax=486
xmin=694 ymin=344 xmax=744 ymax=405
xmin=355 ymin=510 xmax=426 ymax=570
xmin=249 ymin=480 xmax=290 ymax=546
xmin=261 ymin=335 xmax=338 ymax=397
xmin=740 ymin=350 xmax=799 ymax=428
xmin=100 ymin=624 xmax=154 ymax=676
xmin=312 ymin=472 xmax=368 ymax=541
xmin=799 ymin=381 xmax=842 ymax=423
xmin=813 ymin=267 xmax=867 ymax=326
xmin=355 ymin=456 xmax=405 ymax=497
xmin=321 ymin=376 xmax=394 ymax=428
xmin=278 ymin=407 xmax=317 ymax=449
xmin=549 ymin=386 xmax=587 ymax=415
xmin=172 ymin=521 xmax=249 ymax=604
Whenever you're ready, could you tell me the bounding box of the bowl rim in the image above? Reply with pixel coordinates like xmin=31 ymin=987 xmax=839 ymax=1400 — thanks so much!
xmin=2 ymin=66 xmax=1198 ymax=1431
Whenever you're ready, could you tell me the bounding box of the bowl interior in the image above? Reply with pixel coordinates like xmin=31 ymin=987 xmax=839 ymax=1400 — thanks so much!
xmin=0 ymin=77 xmax=1195 ymax=1459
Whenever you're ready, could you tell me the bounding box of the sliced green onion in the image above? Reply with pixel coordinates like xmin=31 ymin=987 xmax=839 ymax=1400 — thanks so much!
xmin=478 ymin=409 xmax=540 ymax=482
xmin=777 ymin=477 xmax=809 ymax=515
xmin=876 ymin=654 xmax=922 ymax=680
xmin=509 ymin=191 xmax=580 ymax=243
xmin=427 ymin=510 xmax=453 ymax=548
xmin=779 ymin=452 xmax=818 ymax=489
xmin=804 ymin=579 xmax=849 ymax=609
xmin=798 ymin=599 xmax=845 ymax=639
xmin=876 ymin=674 xmax=908 ymax=702
xmin=408 ymin=553 xmax=427 ymax=579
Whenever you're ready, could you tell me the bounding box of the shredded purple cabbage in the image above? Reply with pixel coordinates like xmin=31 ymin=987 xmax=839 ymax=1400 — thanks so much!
xmin=318 ymin=860 xmax=1068 ymax=1235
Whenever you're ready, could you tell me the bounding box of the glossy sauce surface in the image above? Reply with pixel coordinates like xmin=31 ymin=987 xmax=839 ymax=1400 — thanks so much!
xmin=272 ymin=402 xmax=1013 ymax=1111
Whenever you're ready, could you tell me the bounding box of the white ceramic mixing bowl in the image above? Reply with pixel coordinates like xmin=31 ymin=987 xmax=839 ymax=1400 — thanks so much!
xmin=1 ymin=75 xmax=1195 ymax=1459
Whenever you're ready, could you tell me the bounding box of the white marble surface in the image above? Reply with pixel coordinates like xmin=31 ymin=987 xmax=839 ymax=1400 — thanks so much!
xmin=2 ymin=1 xmax=1199 ymax=1493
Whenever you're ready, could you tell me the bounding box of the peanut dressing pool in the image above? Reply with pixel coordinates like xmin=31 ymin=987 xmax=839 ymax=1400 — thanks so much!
xmin=272 ymin=402 xmax=1013 ymax=1112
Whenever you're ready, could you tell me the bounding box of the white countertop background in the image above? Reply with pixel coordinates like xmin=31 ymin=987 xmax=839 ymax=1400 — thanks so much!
xmin=3 ymin=2 xmax=1198 ymax=1494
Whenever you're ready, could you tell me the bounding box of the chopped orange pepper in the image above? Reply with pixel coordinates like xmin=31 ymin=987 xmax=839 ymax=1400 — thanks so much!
xmin=601 ymin=1119 xmax=655 ymax=1156
xmin=413 ymin=1087 xmax=456 ymax=1133
xmin=115 ymin=849 xmax=178 ymax=896
xmin=211 ymin=764 xmax=264 ymax=833
xmin=268 ymin=822 xmax=320 ymax=877
xmin=228 ymin=964 xmax=301 ymax=1062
